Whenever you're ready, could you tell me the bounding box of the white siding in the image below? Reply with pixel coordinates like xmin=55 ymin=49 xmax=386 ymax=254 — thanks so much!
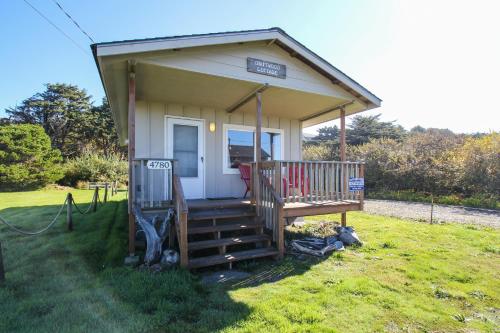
xmin=135 ymin=100 xmax=302 ymax=198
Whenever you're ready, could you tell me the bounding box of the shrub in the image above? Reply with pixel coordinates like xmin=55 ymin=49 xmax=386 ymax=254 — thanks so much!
xmin=303 ymin=142 xmax=337 ymax=161
xmin=0 ymin=124 xmax=63 ymax=190
xmin=354 ymin=132 xmax=499 ymax=209
xmin=454 ymin=133 xmax=500 ymax=196
xmin=61 ymin=153 xmax=127 ymax=186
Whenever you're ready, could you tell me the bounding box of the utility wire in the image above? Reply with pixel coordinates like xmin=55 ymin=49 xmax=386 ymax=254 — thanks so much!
xmin=22 ymin=0 xmax=90 ymax=55
xmin=51 ymin=0 xmax=95 ymax=43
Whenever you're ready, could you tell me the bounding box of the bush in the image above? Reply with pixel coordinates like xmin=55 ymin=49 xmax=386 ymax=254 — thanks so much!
xmin=347 ymin=131 xmax=499 ymax=208
xmin=0 ymin=124 xmax=63 ymax=190
xmin=303 ymin=142 xmax=337 ymax=161
xmin=454 ymin=133 xmax=500 ymax=196
xmin=61 ymin=153 xmax=127 ymax=186
xmin=351 ymin=131 xmax=465 ymax=194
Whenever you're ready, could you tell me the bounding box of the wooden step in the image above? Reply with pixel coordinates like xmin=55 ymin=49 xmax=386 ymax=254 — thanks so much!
xmin=188 ymin=234 xmax=271 ymax=251
xmin=188 ymin=199 xmax=252 ymax=210
xmin=188 ymin=209 xmax=255 ymax=221
xmin=188 ymin=222 xmax=263 ymax=235
xmin=188 ymin=247 xmax=279 ymax=269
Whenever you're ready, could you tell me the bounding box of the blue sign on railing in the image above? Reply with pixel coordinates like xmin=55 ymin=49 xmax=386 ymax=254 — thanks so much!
xmin=349 ymin=177 xmax=364 ymax=191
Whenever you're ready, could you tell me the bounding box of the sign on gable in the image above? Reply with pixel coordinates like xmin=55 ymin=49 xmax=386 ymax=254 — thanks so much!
xmin=247 ymin=57 xmax=286 ymax=79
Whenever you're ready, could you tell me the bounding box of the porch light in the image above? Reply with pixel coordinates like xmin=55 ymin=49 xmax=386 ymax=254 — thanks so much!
xmin=209 ymin=122 xmax=216 ymax=132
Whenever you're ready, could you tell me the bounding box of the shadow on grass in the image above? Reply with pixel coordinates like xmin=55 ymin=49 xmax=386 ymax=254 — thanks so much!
xmin=0 ymin=199 xmax=337 ymax=332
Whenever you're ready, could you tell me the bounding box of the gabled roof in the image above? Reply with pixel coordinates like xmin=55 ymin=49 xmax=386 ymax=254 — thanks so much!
xmin=91 ymin=27 xmax=381 ymax=109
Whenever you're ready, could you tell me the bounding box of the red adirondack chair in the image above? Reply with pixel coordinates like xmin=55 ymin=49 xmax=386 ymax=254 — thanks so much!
xmin=238 ymin=163 xmax=252 ymax=198
xmin=283 ymin=164 xmax=310 ymax=196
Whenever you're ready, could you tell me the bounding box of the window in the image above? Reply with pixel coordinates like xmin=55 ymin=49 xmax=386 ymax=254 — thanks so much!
xmin=223 ymin=124 xmax=283 ymax=174
xmin=173 ymin=124 xmax=198 ymax=177
xmin=261 ymin=131 xmax=282 ymax=161
xmin=227 ymin=128 xmax=254 ymax=168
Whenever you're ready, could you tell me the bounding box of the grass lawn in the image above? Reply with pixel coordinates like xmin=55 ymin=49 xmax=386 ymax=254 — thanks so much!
xmin=0 ymin=188 xmax=498 ymax=332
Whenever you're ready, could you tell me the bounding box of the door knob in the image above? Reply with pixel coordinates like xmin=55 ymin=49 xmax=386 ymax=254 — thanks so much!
xmin=201 ymin=156 xmax=204 ymax=163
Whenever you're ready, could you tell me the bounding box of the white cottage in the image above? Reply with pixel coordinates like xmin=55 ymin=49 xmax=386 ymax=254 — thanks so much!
xmin=92 ymin=28 xmax=381 ymax=268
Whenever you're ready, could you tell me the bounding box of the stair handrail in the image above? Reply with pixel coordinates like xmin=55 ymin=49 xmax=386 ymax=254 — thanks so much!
xmin=261 ymin=173 xmax=284 ymax=206
xmin=258 ymin=167 xmax=285 ymax=258
xmin=173 ymin=174 xmax=189 ymax=267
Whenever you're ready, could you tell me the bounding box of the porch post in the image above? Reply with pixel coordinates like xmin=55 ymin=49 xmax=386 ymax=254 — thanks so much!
xmin=340 ymin=107 xmax=347 ymax=226
xmin=128 ymin=61 xmax=136 ymax=255
xmin=255 ymin=92 xmax=262 ymax=214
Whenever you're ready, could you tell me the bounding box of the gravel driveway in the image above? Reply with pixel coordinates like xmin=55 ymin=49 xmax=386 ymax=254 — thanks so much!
xmin=364 ymin=199 xmax=500 ymax=228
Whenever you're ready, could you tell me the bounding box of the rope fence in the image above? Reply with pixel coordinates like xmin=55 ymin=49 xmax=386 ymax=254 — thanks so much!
xmin=0 ymin=182 xmax=120 ymax=283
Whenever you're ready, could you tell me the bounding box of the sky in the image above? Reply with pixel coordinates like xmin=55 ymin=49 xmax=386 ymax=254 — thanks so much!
xmin=0 ymin=0 xmax=498 ymax=134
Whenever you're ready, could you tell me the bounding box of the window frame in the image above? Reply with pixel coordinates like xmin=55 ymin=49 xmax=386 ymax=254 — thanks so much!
xmin=222 ymin=123 xmax=284 ymax=175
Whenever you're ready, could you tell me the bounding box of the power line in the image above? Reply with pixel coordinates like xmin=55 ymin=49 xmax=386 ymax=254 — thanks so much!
xmin=22 ymin=0 xmax=90 ymax=56
xmin=51 ymin=0 xmax=95 ymax=43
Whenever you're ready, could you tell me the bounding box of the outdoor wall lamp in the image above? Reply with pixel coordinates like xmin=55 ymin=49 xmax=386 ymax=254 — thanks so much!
xmin=209 ymin=122 xmax=216 ymax=132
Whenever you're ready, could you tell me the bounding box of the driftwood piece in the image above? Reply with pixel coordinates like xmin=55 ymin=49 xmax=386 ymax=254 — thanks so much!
xmin=133 ymin=205 xmax=174 ymax=264
xmin=335 ymin=226 xmax=363 ymax=246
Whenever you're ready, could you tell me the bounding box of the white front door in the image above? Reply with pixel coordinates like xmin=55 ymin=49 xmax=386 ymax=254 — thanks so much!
xmin=166 ymin=117 xmax=205 ymax=199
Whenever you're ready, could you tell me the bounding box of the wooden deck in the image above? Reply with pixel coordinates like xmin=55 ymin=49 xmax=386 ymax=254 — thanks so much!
xmin=137 ymin=160 xmax=365 ymax=269
xmin=283 ymin=200 xmax=361 ymax=217
xmin=186 ymin=198 xmax=361 ymax=218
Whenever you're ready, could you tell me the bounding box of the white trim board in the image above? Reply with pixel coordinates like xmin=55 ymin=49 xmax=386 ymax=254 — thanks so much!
xmin=222 ymin=123 xmax=284 ymax=175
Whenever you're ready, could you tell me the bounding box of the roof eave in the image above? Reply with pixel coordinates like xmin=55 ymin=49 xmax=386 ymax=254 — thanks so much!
xmin=93 ymin=28 xmax=381 ymax=108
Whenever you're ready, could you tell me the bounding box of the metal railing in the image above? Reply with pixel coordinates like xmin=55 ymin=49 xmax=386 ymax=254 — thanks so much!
xmin=132 ymin=159 xmax=175 ymax=209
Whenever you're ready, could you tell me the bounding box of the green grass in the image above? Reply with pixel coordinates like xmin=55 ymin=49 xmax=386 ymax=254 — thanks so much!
xmin=367 ymin=189 xmax=500 ymax=210
xmin=0 ymin=189 xmax=499 ymax=332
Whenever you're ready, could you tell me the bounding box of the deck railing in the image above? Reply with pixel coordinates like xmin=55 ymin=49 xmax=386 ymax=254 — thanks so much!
xmin=254 ymin=160 xmax=365 ymax=204
xmin=132 ymin=159 xmax=175 ymax=209
xmin=252 ymin=159 xmax=365 ymax=258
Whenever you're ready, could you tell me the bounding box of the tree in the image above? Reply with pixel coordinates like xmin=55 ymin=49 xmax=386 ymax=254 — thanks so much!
xmin=314 ymin=125 xmax=340 ymax=141
xmin=346 ymin=114 xmax=406 ymax=145
xmin=6 ymin=83 xmax=92 ymax=159
xmin=0 ymin=124 xmax=63 ymax=190
xmin=83 ymin=98 xmax=124 ymax=157
xmin=410 ymin=125 xmax=426 ymax=133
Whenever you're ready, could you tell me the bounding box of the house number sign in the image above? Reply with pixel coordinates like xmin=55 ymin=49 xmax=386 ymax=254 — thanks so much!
xmin=147 ymin=160 xmax=172 ymax=170
xmin=247 ymin=57 xmax=286 ymax=79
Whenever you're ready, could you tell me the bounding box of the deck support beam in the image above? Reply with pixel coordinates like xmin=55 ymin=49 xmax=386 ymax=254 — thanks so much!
xmin=340 ymin=107 xmax=347 ymax=226
xmin=255 ymin=92 xmax=262 ymax=215
xmin=128 ymin=60 xmax=136 ymax=256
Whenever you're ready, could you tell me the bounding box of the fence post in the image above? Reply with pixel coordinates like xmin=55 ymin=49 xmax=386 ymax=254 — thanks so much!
xmin=359 ymin=163 xmax=365 ymax=210
xmin=67 ymin=193 xmax=73 ymax=231
xmin=104 ymin=183 xmax=109 ymax=203
xmin=93 ymin=187 xmax=98 ymax=212
xmin=0 ymin=240 xmax=5 ymax=283
xmin=430 ymin=194 xmax=434 ymax=224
